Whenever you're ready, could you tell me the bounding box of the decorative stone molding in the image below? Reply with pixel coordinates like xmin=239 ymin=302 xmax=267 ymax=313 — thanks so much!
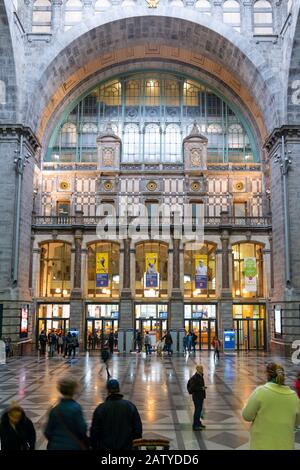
xmin=183 ymin=122 xmax=208 ymax=172
xmin=264 ymin=125 xmax=300 ymax=152
xmin=96 ymin=122 xmax=121 ymax=171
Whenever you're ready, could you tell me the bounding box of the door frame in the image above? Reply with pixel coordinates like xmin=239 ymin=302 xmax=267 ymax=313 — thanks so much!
xmin=233 ymin=318 xmax=266 ymax=351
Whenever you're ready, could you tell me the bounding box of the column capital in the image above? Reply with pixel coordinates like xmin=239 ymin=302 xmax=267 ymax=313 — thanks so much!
xmin=264 ymin=125 xmax=300 ymax=152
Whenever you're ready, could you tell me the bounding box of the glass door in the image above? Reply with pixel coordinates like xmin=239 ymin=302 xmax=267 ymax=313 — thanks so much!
xmin=86 ymin=319 xmax=119 ymax=350
xmin=37 ymin=318 xmax=70 ymax=349
xmin=234 ymin=319 xmax=265 ymax=350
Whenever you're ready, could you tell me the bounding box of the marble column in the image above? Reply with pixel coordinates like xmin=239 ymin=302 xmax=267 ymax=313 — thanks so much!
xmin=219 ymin=228 xmax=233 ymax=343
xmin=119 ymin=238 xmax=133 ymax=332
xmin=51 ymin=0 xmax=63 ymax=33
xmin=70 ymin=229 xmax=83 ymax=349
xmin=169 ymin=238 xmax=184 ymax=337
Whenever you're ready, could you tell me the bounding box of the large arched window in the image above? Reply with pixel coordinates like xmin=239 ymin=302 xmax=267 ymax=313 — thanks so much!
xmin=135 ymin=242 xmax=168 ymax=298
xmin=47 ymin=73 xmax=257 ymax=164
xmin=253 ymin=0 xmax=273 ymax=35
xmin=232 ymin=243 xmax=264 ymax=298
xmin=184 ymin=243 xmax=216 ymax=298
xmin=32 ymin=0 xmax=52 ymax=33
xmin=39 ymin=242 xmax=71 ymax=297
xmin=227 ymin=124 xmax=251 ymax=162
xmin=144 ymin=124 xmax=161 ymax=162
xmin=223 ymin=0 xmax=241 ymax=32
xmin=64 ymin=0 xmax=82 ymax=31
xmin=123 ymin=124 xmax=140 ymax=162
xmin=195 ymin=0 xmax=211 ymax=14
xmin=87 ymin=242 xmax=120 ymax=298
xmin=165 ymin=124 xmax=181 ymax=162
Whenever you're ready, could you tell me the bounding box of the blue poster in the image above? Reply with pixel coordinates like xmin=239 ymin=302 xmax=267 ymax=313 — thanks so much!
xmin=223 ymin=330 xmax=235 ymax=352
xmin=146 ymin=273 xmax=158 ymax=288
xmin=96 ymin=273 xmax=109 ymax=287
xmin=195 ymin=275 xmax=207 ymax=289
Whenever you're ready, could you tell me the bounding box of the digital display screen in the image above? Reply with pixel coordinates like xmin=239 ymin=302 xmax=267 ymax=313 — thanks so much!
xmin=159 ymin=312 xmax=168 ymax=319
xmin=274 ymin=307 xmax=282 ymax=335
xmin=20 ymin=305 xmax=29 ymax=338
xmin=111 ymin=311 xmax=119 ymax=319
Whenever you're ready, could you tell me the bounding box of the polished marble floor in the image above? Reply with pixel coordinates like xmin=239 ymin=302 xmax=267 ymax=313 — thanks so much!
xmin=0 ymin=351 xmax=299 ymax=450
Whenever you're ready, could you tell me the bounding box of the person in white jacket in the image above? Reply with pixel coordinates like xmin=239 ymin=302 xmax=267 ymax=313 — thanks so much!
xmin=242 ymin=362 xmax=300 ymax=450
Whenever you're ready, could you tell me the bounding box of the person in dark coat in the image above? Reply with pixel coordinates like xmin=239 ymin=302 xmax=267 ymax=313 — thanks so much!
xmin=108 ymin=331 xmax=114 ymax=354
xmin=90 ymin=379 xmax=142 ymax=450
xmin=44 ymin=378 xmax=88 ymax=450
xmin=0 ymin=403 xmax=36 ymax=450
xmin=187 ymin=365 xmax=207 ymax=431
xmin=39 ymin=330 xmax=47 ymax=355
xmin=163 ymin=331 xmax=173 ymax=356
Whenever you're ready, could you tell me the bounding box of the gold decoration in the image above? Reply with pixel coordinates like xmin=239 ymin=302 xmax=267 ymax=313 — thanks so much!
xmin=146 ymin=0 xmax=159 ymax=7
xmin=191 ymin=182 xmax=200 ymax=192
xmin=147 ymin=181 xmax=158 ymax=191
xmin=234 ymin=182 xmax=245 ymax=191
xmin=60 ymin=181 xmax=69 ymax=190
xmin=104 ymin=181 xmax=113 ymax=191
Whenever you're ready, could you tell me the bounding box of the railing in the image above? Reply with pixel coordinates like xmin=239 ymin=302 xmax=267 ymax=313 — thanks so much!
xmin=32 ymin=215 xmax=272 ymax=228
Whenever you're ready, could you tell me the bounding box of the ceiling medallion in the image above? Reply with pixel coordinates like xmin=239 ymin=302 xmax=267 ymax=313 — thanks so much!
xmin=147 ymin=181 xmax=158 ymax=191
xmin=59 ymin=181 xmax=70 ymax=190
xmin=191 ymin=182 xmax=200 ymax=192
xmin=104 ymin=181 xmax=113 ymax=191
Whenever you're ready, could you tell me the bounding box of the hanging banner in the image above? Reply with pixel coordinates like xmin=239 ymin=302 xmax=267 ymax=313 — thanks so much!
xmin=195 ymin=254 xmax=208 ymax=289
xmin=244 ymin=257 xmax=257 ymax=292
xmin=96 ymin=253 xmax=109 ymax=287
xmin=145 ymin=253 xmax=158 ymax=288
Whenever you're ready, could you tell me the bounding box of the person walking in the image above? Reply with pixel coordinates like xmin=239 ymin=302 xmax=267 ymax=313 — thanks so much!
xmin=57 ymin=333 xmax=65 ymax=355
xmin=108 ymin=331 xmax=114 ymax=355
xmin=136 ymin=331 xmax=142 ymax=353
xmin=164 ymin=331 xmax=173 ymax=356
xmin=242 ymin=363 xmax=300 ymax=450
xmin=0 ymin=403 xmax=36 ymax=450
xmin=187 ymin=365 xmax=207 ymax=431
xmin=48 ymin=329 xmax=57 ymax=357
xmin=39 ymin=330 xmax=47 ymax=355
xmin=212 ymin=336 xmax=221 ymax=360
xmin=187 ymin=332 xmax=193 ymax=352
xmin=64 ymin=332 xmax=73 ymax=358
xmin=44 ymin=378 xmax=88 ymax=450
xmin=183 ymin=333 xmax=188 ymax=353
xmin=90 ymin=379 xmax=142 ymax=450
xmin=114 ymin=331 xmax=118 ymax=351
xmin=144 ymin=331 xmax=151 ymax=356
xmin=100 ymin=346 xmax=111 ymax=380
xmin=192 ymin=331 xmax=197 ymax=353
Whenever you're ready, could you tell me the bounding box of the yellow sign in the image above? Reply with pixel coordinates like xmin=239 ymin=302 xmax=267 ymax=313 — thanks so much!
xmin=96 ymin=253 xmax=109 ymax=273
xmin=145 ymin=253 xmax=158 ymax=274
xmin=146 ymin=0 xmax=159 ymax=7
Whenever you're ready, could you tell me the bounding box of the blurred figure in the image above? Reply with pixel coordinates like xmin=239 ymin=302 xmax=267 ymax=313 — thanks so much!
xmin=163 ymin=331 xmax=173 ymax=356
xmin=44 ymin=378 xmax=88 ymax=450
xmin=0 ymin=403 xmax=36 ymax=450
xmin=144 ymin=331 xmax=151 ymax=356
xmin=108 ymin=331 xmax=114 ymax=355
xmin=100 ymin=345 xmax=111 ymax=380
xmin=183 ymin=332 xmax=188 ymax=353
xmin=136 ymin=331 xmax=142 ymax=353
xmin=39 ymin=330 xmax=47 ymax=355
xmin=192 ymin=331 xmax=197 ymax=353
xmin=90 ymin=379 xmax=142 ymax=450
xmin=48 ymin=329 xmax=57 ymax=357
xmin=114 ymin=331 xmax=118 ymax=350
xmin=187 ymin=365 xmax=207 ymax=431
xmin=156 ymin=338 xmax=164 ymax=357
xmin=212 ymin=336 xmax=221 ymax=360
xmin=242 ymin=363 xmax=300 ymax=450
xmin=57 ymin=332 xmax=65 ymax=355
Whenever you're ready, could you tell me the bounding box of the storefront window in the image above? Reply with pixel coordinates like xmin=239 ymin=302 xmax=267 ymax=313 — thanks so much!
xmin=87 ymin=304 xmax=119 ymax=318
xmin=39 ymin=242 xmax=71 ymax=297
xmin=87 ymin=242 xmax=120 ymax=298
xmin=232 ymin=243 xmax=264 ymax=298
xmin=233 ymin=304 xmax=265 ymax=319
xmin=184 ymin=243 xmax=216 ymax=298
xmin=135 ymin=242 xmax=168 ymax=298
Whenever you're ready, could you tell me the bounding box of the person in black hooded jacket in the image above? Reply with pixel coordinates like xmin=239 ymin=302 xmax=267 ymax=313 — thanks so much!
xmin=0 ymin=403 xmax=36 ymax=450
xmin=90 ymin=379 xmax=142 ymax=450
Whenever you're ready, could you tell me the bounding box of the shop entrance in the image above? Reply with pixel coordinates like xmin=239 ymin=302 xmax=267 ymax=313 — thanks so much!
xmin=36 ymin=304 xmax=70 ymax=349
xmin=234 ymin=318 xmax=266 ymax=350
xmin=135 ymin=304 xmax=168 ymax=350
xmin=37 ymin=318 xmax=70 ymax=338
xmin=184 ymin=319 xmax=217 ymax=350
xmin=86 ymin=318 xmax=119 ymax=350
xmin=233 ymin=304 xmax=266 ymax=351
xmin=136 ymin=318 xmax=168 ymax=342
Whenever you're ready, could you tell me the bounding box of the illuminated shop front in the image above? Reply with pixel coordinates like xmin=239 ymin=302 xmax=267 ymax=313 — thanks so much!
xmin=135 ymin=304 xmax=169 ymax=347
xmin=87 ymin=242 xmax=120 ymax=298
xmin=36 ymin=304 xmax=70 ymax=345
xmin=184 ymin=304 xmax=217 ymax=350
xmin=135 ymin=242 xmax=168 ymax=299
xmin=85 ymin=304 xmax=119 ymax=350
xmin=233 ymin=304 xmax=266 ymax=350
xmin=39 ymin=242 xmax=71 ymax=298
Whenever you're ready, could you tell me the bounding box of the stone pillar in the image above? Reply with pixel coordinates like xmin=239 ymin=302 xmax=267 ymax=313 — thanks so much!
xmin=242 ymin=1 xmax=253 ymax=36
xmin=119 ymin=238 xmax=133 ymax=330
xmin=219 ymin=228 xmax=233 ymax=343
xmin=70 ymin=226 xmax=83 ymax=349
xmin=169 ymin=239 xmax=184 ymax=332
xmin=0 ymin=126 xmax=39 ymax=349
xmin=212 ymin=1 xmax=223 ymax=21
xmin=51 ymin=0 xmax=63 ymax=33
xmin=73 ymin=230 xmax=83 ymax=290
xmin=31 ymin=247 xmax=41 ymax=298
xmin=82 ymin=0 xmax=94 ymax=20
xmin=22 ymin=0 xmax=34 ymax=33
xmin=265 ymin=126 xmax=300 ymax=354
xmin=273 ymin=0 xmax=283 ymax=34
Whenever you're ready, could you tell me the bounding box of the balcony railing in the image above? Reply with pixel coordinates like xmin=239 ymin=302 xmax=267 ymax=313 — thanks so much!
xmin=32 ymin=215 xmax=272 ymax=229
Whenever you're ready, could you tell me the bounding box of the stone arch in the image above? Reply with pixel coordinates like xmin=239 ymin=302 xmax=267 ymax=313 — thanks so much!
xmin=24 ymin=12 xmax=281 ymax=144
xmin=287 ymin=2 xmax=300 ymax=124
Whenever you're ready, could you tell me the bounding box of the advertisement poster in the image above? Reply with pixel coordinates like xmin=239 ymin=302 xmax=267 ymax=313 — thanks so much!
xmin=244 ymin=257 xmax=257 ymax=292
xmin=96 ymin=252 xmax=109 ymax=287
xmin=195 ymin=254 xmax=208 ymax=289
xmin=145 ymin=253 xmax=158 ymax=288
xmin=20 ymin=305 xmax=29 ymax=338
